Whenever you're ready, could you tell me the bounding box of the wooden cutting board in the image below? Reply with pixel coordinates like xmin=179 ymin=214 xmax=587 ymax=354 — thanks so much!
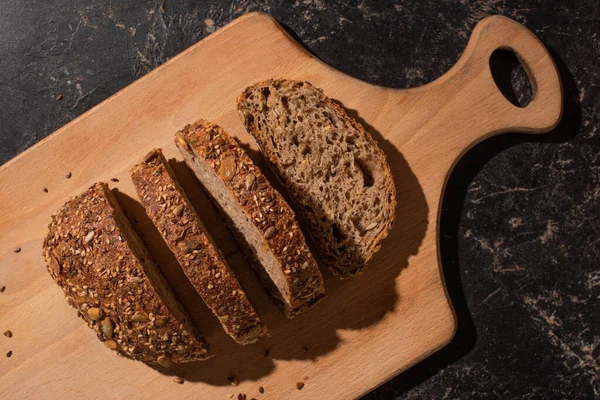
xmin=0 ymin=12 xmax=562 ymax=400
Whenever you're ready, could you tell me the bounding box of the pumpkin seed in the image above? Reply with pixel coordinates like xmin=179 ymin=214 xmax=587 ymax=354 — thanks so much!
xmin=177 ymin=239 xmax=200 ymax=254
xmin=219 ymin=156 xmax=237 ymax=181
xmin=173 ymin=205 xmax=184 ymax=216
xmin=132 ymin=311 xmax=149 ymax=322
xmin=104 ymin=340 xmax=118 ymax=350
xmin=100 ymin=318 xmax=114 ymax=338
xmin=157 ymin=355 xmax=173 ymax=368
xmin=87 ymin=307 xmax=103 ymax=321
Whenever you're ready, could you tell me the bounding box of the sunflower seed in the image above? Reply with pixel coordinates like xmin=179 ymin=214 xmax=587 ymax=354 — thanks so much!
xmin=84 ymin=231 xmax=95 ymax=244
xmin=264 ymin=226 xmax=277 ymax=239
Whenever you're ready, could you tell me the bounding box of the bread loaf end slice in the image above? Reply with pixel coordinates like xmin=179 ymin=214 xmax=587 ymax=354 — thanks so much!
xmin=175 ymin=120 xmax=325 ymax=318
xmin=130 ymin=149 xmax=268 ymax=345
xmin=237 ymin=79 xmax=396 ymax=278
xmin=43 ymin=183 xmax=211 ymax=364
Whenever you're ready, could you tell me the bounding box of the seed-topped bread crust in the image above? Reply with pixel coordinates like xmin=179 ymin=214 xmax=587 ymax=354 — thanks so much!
xmin=43 ymin=183 xmax=211 ymax=364
xmin=176 ymin=120 xmax=325 ymax=318
xmin=130 ymin=149 xmax=268 ymax=345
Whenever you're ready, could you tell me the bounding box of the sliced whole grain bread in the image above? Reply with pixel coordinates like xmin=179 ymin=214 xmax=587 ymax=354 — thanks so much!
xmin=43 ymin=183 xmax=211 ymax=364
xmin=130 ymin=149 xmax=268 ymax=345
xmin=175 ymin=120 xmax=325 ymax=318
xmin=237 ymin=79 xmax=396 ymax=278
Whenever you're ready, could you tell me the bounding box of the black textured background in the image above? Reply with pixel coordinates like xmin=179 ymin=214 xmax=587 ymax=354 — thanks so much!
xmin=1 ymin=1 xmax=599 ymax=398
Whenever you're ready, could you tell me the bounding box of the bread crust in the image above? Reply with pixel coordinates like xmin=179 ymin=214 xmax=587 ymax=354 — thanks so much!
xmin=43 ymin=183 xmax=211 ymax=364
xmin=237 ymin=79 xmax=396 ymax=278
xmin=130 ymin=149 xmax=267 ymax=345
xmin=175 ymin=120 xmax=325 ymax=318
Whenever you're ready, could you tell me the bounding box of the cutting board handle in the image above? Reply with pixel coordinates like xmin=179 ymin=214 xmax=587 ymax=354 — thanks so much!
xmin=430 ymin=15 xmax=563 ymax=140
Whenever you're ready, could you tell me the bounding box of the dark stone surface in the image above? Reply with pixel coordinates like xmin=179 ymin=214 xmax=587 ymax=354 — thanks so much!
xmin=1 ymin=0 xmax=598 ymax=398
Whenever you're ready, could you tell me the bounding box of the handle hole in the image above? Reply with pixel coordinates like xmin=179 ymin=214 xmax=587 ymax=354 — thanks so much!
xmin=489 ymin=49 xmax=533 ymax=108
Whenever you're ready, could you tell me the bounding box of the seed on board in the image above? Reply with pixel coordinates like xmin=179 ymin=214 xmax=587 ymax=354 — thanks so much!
xmin=296 ymin=382 xmax=305 ymax=390
xmin=3 ymin=330 xmax=12 ymax=338
xmin=244 ymin=173 xmax=256 ymax=190
xmin=157 ymin=355 xmax=173 ymax=367
xmin=227 ymin=376 xmax=239 ymax=386
xmin=87 ymin=307 xmax=103 ymax=321
xmin=173 ymin=377 xmax=184 ymax=384
xmin=264 ymin=226 xmax=277 ymax=239
xmin=237 ymin=394 xmax=246 ymax=400
xmin=111 ymin=178 xmax=119 ymax=182
xmin=43 ymin=187 xmax=48 ymax=193
xmin=84 ymin=231 xmax=95 ymax=244
xmin=219 ymin=156 xmax=237 ymax=181
xmin=100 ymin=318 xmax=114 ymax=338
xmin=66 ymin=172 xmax=72 ymax=179
xmin=104 ymin=340 xmax=118 ymax=350
xmin=6 ymin=351 xmax=12 ymax=358
xmin=302 ymin=345 xmax=308 ymax=352
xmin=177 ymin=239 xmax=200 ymax=254
xmin=0 ymin=286 xmax=5 ymax=293
xmin=173 ymin=204 xmax=184 ymax=216
xmin=132 ymin=311 xmax=149 ymax=322
xmin=13 ymin=247 xmax=21 ymax=253
xmin=258 ymin=386 xmax=265 ymax=394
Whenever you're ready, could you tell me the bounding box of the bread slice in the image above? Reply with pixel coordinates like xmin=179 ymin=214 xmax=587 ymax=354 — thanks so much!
xmin=175 ymin=120 xmax=325 ymax=318
xmin=42 ymin=183 xmax=211 ymax=364
xmin=237 ymin=79 xmax=396 ymax=278
xmin=130 ymin=149 xmax=268 ymax=345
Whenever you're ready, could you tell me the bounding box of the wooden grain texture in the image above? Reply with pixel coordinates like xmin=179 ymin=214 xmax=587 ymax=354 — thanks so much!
xmin=0 ymin=13 xmax=562 ymax=400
